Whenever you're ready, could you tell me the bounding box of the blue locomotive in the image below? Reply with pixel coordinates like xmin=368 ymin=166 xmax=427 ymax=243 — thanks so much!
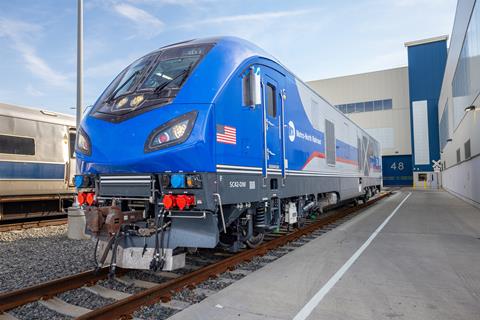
xmin=75 ymin=37 xmax=381 ymax=271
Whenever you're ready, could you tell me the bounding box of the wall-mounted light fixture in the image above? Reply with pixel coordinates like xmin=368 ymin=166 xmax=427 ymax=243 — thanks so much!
xmin=464 ymin=105 xmax=476 ymax=112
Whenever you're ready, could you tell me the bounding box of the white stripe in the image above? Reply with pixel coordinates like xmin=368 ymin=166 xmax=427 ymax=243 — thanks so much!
xmin=216 ymin=164 xmax=262 ymax=170
xmin=100 ymin=175 xmax=150 ymax=180
xmin=217 ymin=136 xmax=236 ymax=141
xmin=293 ymin=192 xmax=411 ymax=320
xmin=217 ymin=169 xmax=260 ymax=174
xmin=100 ymin=180 xmax=151 ymax=184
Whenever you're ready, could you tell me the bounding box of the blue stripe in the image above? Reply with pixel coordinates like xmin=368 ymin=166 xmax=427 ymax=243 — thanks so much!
xmin=0 ymin=161 xmax=65 ymax=179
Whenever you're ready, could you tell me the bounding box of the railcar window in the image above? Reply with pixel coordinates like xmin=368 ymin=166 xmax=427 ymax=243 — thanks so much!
xmin=267 ymin=83 xmax=277 ymax=117
xmin=242 ymin=74 xmax=251 ymax=106
xmin=69 ymin=132 xmax=76 ymax=158
xmin=464 ymin=139 xmax=471 ymax=159
xmin=0 ymin=135 xmax=35 ymax=155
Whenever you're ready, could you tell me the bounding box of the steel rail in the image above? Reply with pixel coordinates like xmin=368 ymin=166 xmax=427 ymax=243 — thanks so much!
xmin=0 ymin=267 xmax=126 ymax=312
xmin=77 ymin=191 xmax=392 ymax=320
xmin=0 ymin=217 xmax=68 ymax=232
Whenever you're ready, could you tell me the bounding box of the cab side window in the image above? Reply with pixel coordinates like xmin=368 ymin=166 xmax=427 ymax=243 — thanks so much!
xmin=266 ymin=83 xmax=276 ymax=117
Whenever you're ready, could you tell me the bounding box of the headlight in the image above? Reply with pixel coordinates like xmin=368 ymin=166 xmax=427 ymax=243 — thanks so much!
xmin=145 ymin=111 xmax=197 ymax=152
xmin=76 ymin=127 xmax=91 ymax=156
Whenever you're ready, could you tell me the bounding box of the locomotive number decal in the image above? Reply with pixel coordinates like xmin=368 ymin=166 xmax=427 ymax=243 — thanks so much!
xmin=229 ymin=181 xmax=247 ymax=188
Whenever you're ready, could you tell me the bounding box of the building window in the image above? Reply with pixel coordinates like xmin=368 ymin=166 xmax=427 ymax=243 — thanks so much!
xmin=456 ymin=148 xmax=461 ymax=163
xmin=0 ymin=135 xmax=35 ymax=155
xmin=418 ymin=173 xmax=427 ymax=181
xmin=346 ymin=103 xmax=355 ymax=113
xmin=464 ymin=139 xmax=471 ymax=159
xmin=355 ymin=102 xmax=365 ymax=112
xmin=383 ymin=99 xmax=393 ymax=109
xmin=335 ymin=99 xmax=393 ymax=114
xmin=452 ymin=1 xmax=480 ymax=130
xmin=365 ymin=101 xmax=374 ymax=112
xmin=374 ymin=100 xmax=383 ymax=111
xmin=439 ymin=101 xmax=449 ymax=151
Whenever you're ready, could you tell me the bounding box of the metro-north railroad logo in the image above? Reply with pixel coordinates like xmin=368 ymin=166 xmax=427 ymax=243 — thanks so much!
xmin=288 ymin=121 xmax=296 ymax=142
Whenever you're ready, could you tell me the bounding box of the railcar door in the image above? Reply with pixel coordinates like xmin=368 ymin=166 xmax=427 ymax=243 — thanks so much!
xmin=261 ymin=69 xmax=285 ymax=178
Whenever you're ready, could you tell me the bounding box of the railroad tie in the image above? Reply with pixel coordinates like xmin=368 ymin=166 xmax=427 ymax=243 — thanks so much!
xmin=116 ymin=276 xmax=158 ymax=289
xmin=84 ymin=285 xmax=131 ymax=300
xmin=0 ymin=312 xmax=19 ymax=320
xmin=39 ymin=297 xmax=92 ymax=318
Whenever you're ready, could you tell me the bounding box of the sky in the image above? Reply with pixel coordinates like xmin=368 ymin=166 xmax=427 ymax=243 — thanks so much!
xmin=0 ymin=0 xmax=457 ymax=114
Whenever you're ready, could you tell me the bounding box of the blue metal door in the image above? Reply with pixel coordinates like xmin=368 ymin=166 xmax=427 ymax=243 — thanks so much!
xmin=261 ymin=68 xmax=285 ymax=176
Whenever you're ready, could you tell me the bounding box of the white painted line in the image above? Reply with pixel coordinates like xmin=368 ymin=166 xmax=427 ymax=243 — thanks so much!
xmin=293 ymin=192 xmax=412 ymax=320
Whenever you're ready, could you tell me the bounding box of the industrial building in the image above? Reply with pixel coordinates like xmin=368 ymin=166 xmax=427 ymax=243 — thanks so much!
xmin=437 ymin=0 xmax=480 ymax=207
xmin=308 ymin=3 xmax=480 ymax=208
xmin=308 ymin=36 xmax=448 ymax=190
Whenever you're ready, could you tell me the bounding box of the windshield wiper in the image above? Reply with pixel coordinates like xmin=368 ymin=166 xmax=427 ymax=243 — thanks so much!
xmin=153 ymin=64 xmax=193 ymax=94
xmin=105 ymin=70 xmax=140 ymax=104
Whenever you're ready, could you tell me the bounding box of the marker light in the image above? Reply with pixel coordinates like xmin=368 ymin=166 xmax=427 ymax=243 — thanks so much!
xmin=186 ymin=174 xmax=202 ymax=188
xmin=77 ymin=192 xmax=86 ymax=205
xmin=74 ymin=175 xmax=85 ymax=188
xmin=176 ymin=195 xmax=187 ymax=210
xmin=86 ymin=193 xmax=95 ymax=206
xmin=158 ymin=132 xmax=170 ymax=144
xmin=170 ymin=174 xmax=185 ymax=188
xmin=163 ymin=195 xmax=175 ymax=209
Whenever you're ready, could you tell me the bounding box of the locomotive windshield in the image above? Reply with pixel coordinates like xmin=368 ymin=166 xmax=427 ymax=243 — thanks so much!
xmin=91 ymin=43 xmax=213 ymax=122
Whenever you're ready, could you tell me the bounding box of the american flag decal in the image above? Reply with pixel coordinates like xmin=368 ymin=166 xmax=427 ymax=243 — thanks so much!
xmin=216 ymin=124 xmax=237 ymax=145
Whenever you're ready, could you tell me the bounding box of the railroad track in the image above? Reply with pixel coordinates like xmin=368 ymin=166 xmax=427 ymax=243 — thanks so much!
xmin=0 ymin=217 xmax=68 ymax=232
xmin=0 ymin=191 xmax=392 ymax=320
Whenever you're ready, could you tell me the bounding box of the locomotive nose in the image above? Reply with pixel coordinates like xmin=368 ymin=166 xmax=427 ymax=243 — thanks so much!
xmin=76 ymin=104 xmax=214 ymax=173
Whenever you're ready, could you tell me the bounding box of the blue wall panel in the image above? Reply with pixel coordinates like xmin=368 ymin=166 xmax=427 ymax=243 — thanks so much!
xmin=407 ymin=40 xmax=447 ymax=172
xmin=0 ymin=161 xmax=65 ymax=180
xmin=382 ymin=155 xmax=413 ymax=186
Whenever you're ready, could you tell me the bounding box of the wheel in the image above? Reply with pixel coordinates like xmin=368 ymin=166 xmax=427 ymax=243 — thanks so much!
xmin=245 ymin=231 xmax=265 ymax=248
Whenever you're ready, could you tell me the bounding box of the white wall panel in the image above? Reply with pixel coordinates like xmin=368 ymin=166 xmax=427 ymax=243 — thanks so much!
xmin=412 ymin=100 xmax=430 ymax=165
xmin=365 ymin=127 xmax=394 ymax=149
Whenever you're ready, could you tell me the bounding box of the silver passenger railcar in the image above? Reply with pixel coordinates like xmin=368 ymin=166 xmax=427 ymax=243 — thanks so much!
xmin=0 ymin=103 xmax=76 ymax=220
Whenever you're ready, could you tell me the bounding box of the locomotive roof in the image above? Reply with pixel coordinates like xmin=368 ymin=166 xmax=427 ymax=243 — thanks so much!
xmin=0 ymin=102 xmax=75 ymax=127
xmin=152 ymin=36 xmax=279 ymax=63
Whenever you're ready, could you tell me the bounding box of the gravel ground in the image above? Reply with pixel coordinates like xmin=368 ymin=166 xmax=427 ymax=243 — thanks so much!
xmin=9 ymin=301 xmax=70 ymax=320
xmin=0 ymin=225 xmax=96 ymax=293
xmin=198 ymin=278 xmax=231 ymax=291
xmin=57 ymin=287 xmax=114 ymax=310
xmin=220 ymin=271 xmax=246 ymax=280
xmin=173 ymin=288 xmax=207 ymax=304
xmin=96 ymin=278 xmax=142 ymax=294
xmin=127 ymin=270 xmax=170 ymax=284
xmin=134 ymin=304 xmax=178 ymax=320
